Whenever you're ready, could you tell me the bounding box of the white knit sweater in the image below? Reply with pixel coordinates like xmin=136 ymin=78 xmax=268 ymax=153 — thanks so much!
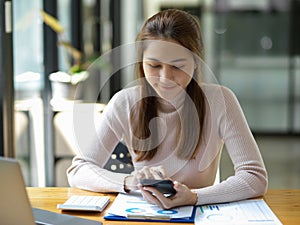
xmin=67 ymin=83 xmax=268 ymax=205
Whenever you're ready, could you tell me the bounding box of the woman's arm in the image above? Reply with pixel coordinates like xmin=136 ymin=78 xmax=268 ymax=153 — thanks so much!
xmin=193 ymin=86 xmax=268 ymax=205
xmin=67 ymin=91 xmax=132 ymax=193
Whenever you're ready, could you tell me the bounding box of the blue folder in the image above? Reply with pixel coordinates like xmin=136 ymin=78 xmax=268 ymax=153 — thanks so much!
xmin=104 ymin=206 xmax=196 ymax=223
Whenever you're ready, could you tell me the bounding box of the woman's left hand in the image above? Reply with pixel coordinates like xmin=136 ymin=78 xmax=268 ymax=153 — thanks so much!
xmin=140 ymin=180 xmax=198 ymax=209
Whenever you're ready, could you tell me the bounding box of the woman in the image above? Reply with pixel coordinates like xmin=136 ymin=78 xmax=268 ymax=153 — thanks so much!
xmin=67 ymin=9 xmax=268 ymax=209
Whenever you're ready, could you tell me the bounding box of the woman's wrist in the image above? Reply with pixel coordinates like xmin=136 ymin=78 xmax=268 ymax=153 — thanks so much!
xmin=192 ymin=192 xmax=198 ymax=205
xmin=124 ymin=175 xmax=134 ymax=193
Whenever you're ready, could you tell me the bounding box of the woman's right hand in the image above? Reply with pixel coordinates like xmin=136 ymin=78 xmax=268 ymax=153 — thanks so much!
xmin=124 ymin=165 xmax=167 ymax=192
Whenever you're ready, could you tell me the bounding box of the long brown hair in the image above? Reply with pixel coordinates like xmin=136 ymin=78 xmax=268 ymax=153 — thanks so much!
xmin=131 ymin=9 xmax=206 ymax=162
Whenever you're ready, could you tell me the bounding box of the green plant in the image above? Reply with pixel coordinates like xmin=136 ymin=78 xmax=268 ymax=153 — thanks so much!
xmin=41 ymin=10 xmax=111 ymax=85
xmin=40 ymin=10 xmax=87 ymax=75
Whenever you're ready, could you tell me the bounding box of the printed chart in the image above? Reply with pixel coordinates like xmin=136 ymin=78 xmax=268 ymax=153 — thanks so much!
xmin=106 ymin=192 xmax=194 ymax=219
xmin=195 ymin=199 xmax=282 ymax=225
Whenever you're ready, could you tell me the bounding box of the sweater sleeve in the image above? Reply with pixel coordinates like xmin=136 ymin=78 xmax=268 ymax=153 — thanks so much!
xmin=66 ymin=91 xmax=131 ymax=193
xmin=194 ymin=86 xmax=268 ymax=205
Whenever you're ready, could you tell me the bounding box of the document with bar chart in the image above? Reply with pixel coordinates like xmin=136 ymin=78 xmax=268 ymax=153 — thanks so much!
xmin=195 ymin=199 xmax=282 ymax=225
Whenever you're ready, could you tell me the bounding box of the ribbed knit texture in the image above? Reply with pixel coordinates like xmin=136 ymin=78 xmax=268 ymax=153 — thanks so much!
xmin=67 ymin=83 xmax=268 ymax=205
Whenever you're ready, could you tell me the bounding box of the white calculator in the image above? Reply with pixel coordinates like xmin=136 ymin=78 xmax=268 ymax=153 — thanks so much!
xmin=57 ymin=195 xmax=110 ymax=212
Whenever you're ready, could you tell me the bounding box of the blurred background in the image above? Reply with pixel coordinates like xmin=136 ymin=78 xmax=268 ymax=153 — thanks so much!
xmin=0 ymin=0 xmax=299 ymax=188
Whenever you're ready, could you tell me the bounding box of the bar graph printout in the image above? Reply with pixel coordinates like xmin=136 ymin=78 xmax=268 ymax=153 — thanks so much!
xmin=195 ymin=199 xmax=282 ymax=225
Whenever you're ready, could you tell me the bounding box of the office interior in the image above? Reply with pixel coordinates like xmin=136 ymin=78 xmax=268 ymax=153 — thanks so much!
xmin=0 ymin=0 xmax=299 ymax=189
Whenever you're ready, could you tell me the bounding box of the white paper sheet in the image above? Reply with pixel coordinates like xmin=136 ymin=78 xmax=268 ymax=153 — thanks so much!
xmin=106 ymin=192 xmax=194 ymax=219
xmin=194 ymin=199 xmax=282 ymax=225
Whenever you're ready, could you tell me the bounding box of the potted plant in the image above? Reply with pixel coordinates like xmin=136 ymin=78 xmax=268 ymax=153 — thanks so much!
xmin=40 ymin=10 xmax=89 ymax=100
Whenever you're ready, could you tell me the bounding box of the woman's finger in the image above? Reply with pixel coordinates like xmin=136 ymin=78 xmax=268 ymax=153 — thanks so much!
xmin=141 ymin=188 xmax=162 ymax=206
xmin=141 ymin=166 xmax=153 ymax=179
xmin=142 ymin=186 xmax=173 ymax=208
xmin=150 ymin=166 xmax=166 ymax=179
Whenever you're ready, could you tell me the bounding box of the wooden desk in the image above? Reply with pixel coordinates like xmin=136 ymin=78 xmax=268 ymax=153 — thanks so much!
xmin=27 ymin=188 xmax=300 ymax=225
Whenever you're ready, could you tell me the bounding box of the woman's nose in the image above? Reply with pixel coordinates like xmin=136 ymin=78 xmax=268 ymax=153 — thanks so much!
xmin=160 ymin=65 xmax=173 ymax=81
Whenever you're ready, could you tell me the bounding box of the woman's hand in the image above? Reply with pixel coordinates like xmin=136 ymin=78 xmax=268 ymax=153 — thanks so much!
xmin=140 ymin=180 xmax=198 ymax=209
xmin=124 ymin=166 xmax=167 ymax=192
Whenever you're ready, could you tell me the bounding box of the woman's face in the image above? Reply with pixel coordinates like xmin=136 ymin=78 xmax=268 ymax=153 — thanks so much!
xmin=142 ymin=40 xmax=195 ymax=100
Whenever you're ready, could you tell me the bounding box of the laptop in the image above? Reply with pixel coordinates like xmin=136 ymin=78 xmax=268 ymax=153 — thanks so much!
xmin=0 ymin=157 xmax=101 ymax=225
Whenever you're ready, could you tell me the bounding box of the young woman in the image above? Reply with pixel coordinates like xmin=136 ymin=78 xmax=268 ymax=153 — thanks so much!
xmin=67 ymin=9 xmax=268 ymax=209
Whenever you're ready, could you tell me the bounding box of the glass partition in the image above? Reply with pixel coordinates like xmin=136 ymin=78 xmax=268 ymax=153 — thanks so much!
xmin=13 ymin=0 xmax=45 ymax=186
xmin=295 ymin=57 xmax=300 ymax=131
xmin=214 ymin=9 xmax=293 ymax=133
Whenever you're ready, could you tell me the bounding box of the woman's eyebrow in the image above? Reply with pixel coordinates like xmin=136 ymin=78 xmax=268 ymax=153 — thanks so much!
xmin=144 ymin=57 xmax=187 ymax=63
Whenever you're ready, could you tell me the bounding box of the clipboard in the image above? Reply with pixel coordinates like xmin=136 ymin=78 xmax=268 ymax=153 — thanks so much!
xmin=104 ymin=207 xmax=196 ymax=223
xmin=104 ymin=192 xmax=196 ymax=223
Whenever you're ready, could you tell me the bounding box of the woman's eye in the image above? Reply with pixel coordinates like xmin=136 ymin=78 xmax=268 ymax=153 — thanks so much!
xmin=148 ymin=64 xmax=161 ymax=68
xmin=172 ymin=65 xmax=184 ymax=70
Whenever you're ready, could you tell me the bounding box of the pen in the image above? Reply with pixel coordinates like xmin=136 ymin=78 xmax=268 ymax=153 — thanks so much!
xmin=126 ymin=213 xmax=171 ymax=220
xmin=35 ymin=221 xmax=54 ymax=225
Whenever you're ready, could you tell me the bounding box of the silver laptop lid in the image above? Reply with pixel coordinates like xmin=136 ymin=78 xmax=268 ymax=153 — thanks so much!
xmin=0 ymin=157 xmax=35 ymax=225
xmin=0 ymin=157 xmax=101 ymax=225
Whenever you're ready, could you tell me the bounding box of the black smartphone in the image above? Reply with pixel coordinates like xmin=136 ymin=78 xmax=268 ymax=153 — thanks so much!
xmin=140 ymin=179 xmax=177 ymax=197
